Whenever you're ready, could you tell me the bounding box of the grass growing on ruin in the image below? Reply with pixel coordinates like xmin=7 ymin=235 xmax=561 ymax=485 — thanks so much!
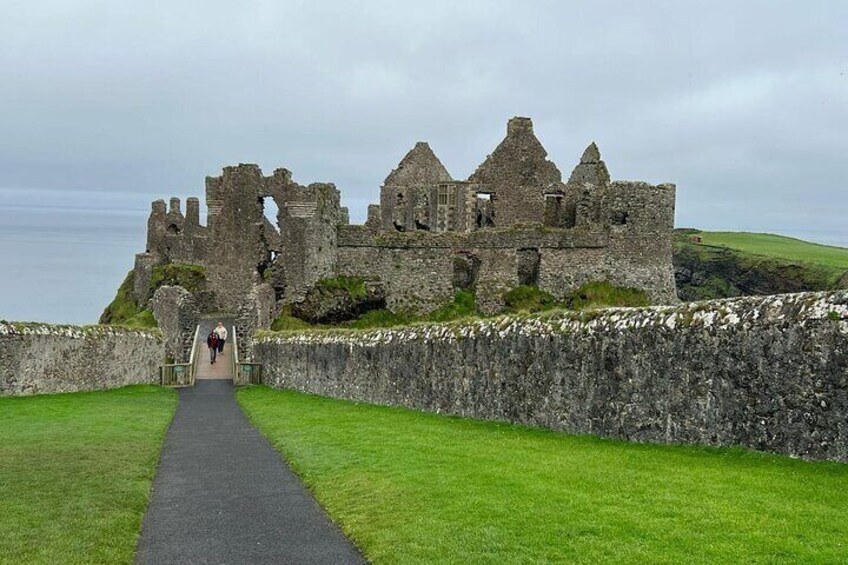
xmin=100 ymin=262 xmax=207 ymax=327
xmin=238 ymin=387 xmax=848 ymax=564
xmin=269 ymin=289 xmax=479 ymax=331
xmin=316 ymin=275 xmax=368 ymax=299
xmin=148 ymin=262 xmax=207 ymax=297
xmin=0 ymin=386 xmax=177 ymax=564
xmin=99 ymin=270 xmax=156 ymax=327
xmin=504 ymin=282 xmax=649 ymax=314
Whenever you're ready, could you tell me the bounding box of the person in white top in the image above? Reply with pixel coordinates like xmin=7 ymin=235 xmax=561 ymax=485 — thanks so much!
xmin=214 ymin=322 xmax=228 ymax=355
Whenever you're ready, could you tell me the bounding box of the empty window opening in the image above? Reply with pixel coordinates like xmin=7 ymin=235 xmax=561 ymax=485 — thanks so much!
xmin=167 ymin=223 xmax=181 ymax=234
xmin=544 ymin=194 xmax=564 ymax=227
xmin=517 ymin=248 xmax=541 ymax=286
xmin=452 ymin=253 xmax=481 ymax=290
xmin=611 ymin=210 xmax=629 ymax=225
xmin=258 ymin=197 xmax=281 ymax=235
xmin=475 ymin=193 xmax=495 ymax=228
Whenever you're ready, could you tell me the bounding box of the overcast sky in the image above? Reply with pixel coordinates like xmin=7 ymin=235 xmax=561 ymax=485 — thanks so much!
xmin=1 ymin=0 xmax=846 ymax=323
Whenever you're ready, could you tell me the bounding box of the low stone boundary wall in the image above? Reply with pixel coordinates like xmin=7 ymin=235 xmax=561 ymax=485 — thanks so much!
xmin=253 ymin=291 xmax=848 ymax=462
xmin=0 ymin=322 xmax=164 ymax=396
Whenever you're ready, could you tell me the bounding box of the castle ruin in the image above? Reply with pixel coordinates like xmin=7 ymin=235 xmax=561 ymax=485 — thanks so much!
xmin=134 ymin=117 xmax=677 ymax=357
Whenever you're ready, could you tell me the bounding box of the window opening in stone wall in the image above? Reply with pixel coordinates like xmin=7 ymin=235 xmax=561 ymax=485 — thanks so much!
xmin=452 ymin=252 xmax=481 ymax=290
xmin=167 ymin=223 xmax=181 ymax=234
xmin=262 ymin=197 xmax=281 ymax=233
xmin=611 ymin=210 xmax=629 ymax=225
xmin=393 ymin=192 xmax=406 ymax=231
xmin=438 ymin=185 xmax=449 ymax=206
xmin=259 ymin=197 xmax=282 ymax=236
xmin=516 ymin=247 xmax=541 ymax=286
xmin=475 ymin=193 xmax=495 ymax=228
xmin=543 ymin=193 xmax=564 ymax=227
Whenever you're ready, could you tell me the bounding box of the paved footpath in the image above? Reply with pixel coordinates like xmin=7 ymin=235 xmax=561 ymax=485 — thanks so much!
xmin=136 ymin=378 xmax=365 ymax=564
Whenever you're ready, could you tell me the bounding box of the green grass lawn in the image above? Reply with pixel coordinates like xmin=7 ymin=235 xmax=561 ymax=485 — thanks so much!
xmin=690 ymin=231 xmax=848 ymax=271
xmin=0 ymin=386 xmax=177 ymax=564
xmin=238 ymin=387 xmax=848 ymax=564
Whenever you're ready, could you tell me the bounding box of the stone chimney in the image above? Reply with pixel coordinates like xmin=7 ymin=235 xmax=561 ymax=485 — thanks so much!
xmin=507 ymin=116 xmax=533 ymax=136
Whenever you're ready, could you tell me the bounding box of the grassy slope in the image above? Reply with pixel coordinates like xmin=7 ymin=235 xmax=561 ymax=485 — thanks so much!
xmin=691 ymin=231 xmax=848 ymax=270
xmin=680 ymin=230 xmax=848 ymax=287
xmin=0 ymin=386 xmax=177 ymax=564
xmin=238 ymin=388 xmax=848 ymax=564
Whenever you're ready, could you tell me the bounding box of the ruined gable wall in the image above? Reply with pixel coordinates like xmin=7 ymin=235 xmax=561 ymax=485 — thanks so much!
xmin=380 ymin=142 xmax=453 ymax=232
xmin=468 ymin=117 xmax=564 ymax=228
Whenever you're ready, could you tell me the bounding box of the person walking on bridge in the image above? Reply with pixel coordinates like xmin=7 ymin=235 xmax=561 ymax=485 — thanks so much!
xmin=206 ymin=331 xmax=218 ymax=364
xmin=214 ymin=322 xmax=228 ymax=355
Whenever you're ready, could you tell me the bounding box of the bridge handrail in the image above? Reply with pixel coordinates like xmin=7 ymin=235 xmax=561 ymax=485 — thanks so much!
xmin=231 ymin=325 xmax=238 ymax=381
xmin=188 ymin=324 xmax=200 ymax=386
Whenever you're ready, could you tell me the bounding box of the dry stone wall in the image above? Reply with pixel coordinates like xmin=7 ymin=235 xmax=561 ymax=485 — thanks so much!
xmin=253 ymin=291 xmax=848 ymax=462
xmin=0 ymin=323 xmax=163 ymax=396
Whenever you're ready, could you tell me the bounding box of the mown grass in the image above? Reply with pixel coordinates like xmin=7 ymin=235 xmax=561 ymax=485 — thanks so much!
xmin=238 ymin=387 xmax=848 ymax=564
xmin=689 ymin=231 xmax=848 ymax=272
xmin=0 ymin=386 xmax=177 ymax=564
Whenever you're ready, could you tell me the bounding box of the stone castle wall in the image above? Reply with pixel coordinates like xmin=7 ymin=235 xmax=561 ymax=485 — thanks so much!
xmin=253 ymin=291 xmax=848 ymax=462
xmin=129 ymin=116 xmax=678 ymax=330
xmin=0 ymin=323 xmax=163 ymax=396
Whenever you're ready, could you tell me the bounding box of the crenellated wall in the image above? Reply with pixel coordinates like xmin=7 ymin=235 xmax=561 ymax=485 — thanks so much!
xmin=0 ymin=323 xmax=163 ymax=396
xmin=253 ymin=291 xmax=848 ymax=462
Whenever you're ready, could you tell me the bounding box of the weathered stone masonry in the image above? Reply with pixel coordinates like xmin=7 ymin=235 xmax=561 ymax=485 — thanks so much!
xmin=0 ymin=323 xmax=163 ymax=396
xmin=253 ymin=291 xmax=848 ymax=462
xmin=131 ymin=116 xmax=677 ymax=352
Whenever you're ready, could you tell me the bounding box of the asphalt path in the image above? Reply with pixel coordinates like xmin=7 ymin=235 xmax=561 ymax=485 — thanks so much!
xmin=135 ymin=378 xmax=365 ymax=564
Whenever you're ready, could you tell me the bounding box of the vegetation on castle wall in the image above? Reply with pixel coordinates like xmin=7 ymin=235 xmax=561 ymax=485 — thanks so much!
xmin=99 ymin=262 xmax=207 ymax=328
xmin=147 ymin=263 xmax=207 ymax=299
xmin=503 ymin=285 xmax=556 ymax=312
xmin=315 ymin=275 xmax=367 ymax=300
xmin=268 ymin=281 xmax=647 ymax=335
xmin=270 ymin=305 xmax=313 ymax=332
xmin=271 ymin=289 xmax=479 ymax=332
xmin=503 ymin=282 xmax=649 ymax=314
xmin=98 ymin=271 xmax=156 ymax=328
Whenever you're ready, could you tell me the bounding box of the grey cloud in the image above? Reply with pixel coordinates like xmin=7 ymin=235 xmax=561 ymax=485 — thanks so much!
xmin=0 ymin=0 xmax=846 ymax=322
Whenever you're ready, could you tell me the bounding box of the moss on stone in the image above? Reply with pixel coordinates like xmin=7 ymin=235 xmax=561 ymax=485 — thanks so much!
xmin=562 ymin=281 xmax=650 ymax=310
xmin=503 ymin=285 xmax=556 ymax=313
xmin=270 ymin=306 xmax=313 ymax=332
xmin=99 ymin=271 xmax=141 ymax=325
xmin=315 ymin=275 xmax=367 ymax=300
xmin=100 ymin=262 xmax=206 ymax=328
xmin=148 ymin=263 xmax=207 ymax=299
